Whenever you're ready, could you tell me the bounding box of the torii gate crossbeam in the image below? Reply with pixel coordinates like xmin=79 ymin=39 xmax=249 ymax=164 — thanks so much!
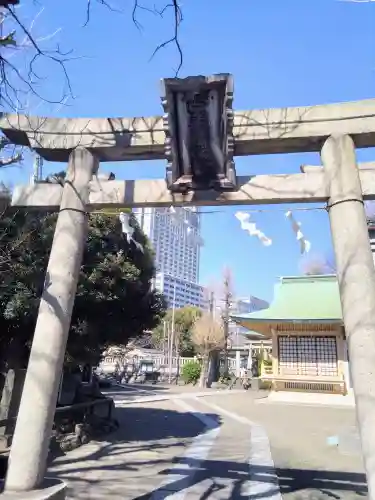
xmin=5 ymin=165 xmax=375 ymax=210
xmin=1 ymin=97 xmax=375 ymax=161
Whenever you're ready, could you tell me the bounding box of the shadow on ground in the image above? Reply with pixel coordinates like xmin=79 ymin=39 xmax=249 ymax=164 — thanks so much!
xmin=50 ymin=405 xmax=220 ymax=469
xmin=142 ymin=460 xmax=368 ymax=499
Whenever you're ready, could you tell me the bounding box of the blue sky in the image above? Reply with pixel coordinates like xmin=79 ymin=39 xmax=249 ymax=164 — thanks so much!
xmin=2 ymin=0 xmax=375 ymax=302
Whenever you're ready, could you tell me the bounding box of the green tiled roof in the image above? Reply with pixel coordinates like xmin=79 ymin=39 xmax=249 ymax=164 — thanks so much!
xmin=231 ymin=275 xmax=343 ymax=325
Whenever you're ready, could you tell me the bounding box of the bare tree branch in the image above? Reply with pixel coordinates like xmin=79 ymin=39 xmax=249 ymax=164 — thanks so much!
xmin=0 ymin=0 xmax=185 ymax=172
xmin=0 ymin=4 xmax=75 ymax=113
xmin=0 ymin=3 xmax=78 ymax=169
xmin=84 ymin=0 xmax=122 ymax=27
xmin=300 ymin=252 xmax=336 ymax=275
xmin=86 ymin=0 xmax=184 ymax=76
xmin=149 ymin=0 xmax=183 ymax=76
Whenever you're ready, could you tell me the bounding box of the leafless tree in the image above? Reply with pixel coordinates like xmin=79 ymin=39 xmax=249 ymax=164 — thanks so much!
xmin=221 ymin=266 xmax=233 ymax=374
xmin=1 ymin=0 xmax=184 ymax=113
xmin=203 ymin=268 xmax=235 ymax=378
xmin=0 ymin=1 xmax=76 ymax=169
xmin=0 ymin=2 xmax=75 ymax=111
xmin=0 ymin=0 xmax=185 ymax=171
xmin=203 ymin=279 xmax=219 ymax=316
xmin=0 ymin=0 xmax=185 ymax=174
xmin=192 ymin=312 xmax=225 ymax=388
xmin=300 ymin=252 xmax=336 ymax=275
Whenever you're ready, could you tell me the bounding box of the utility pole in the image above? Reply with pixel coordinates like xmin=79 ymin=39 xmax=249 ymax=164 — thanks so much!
xmin=31 ymin=154 xmax=43 ymax=185
xmin=168 ymin=283 xmax=177 ymax=384
xmin=175 ymin=325 xmax=181 ymax=384
xmin=209 ymin=291 xmax=214 ymax=317
xmin=222 ymin=269 xmax=232 ymax=376
xmin=162 ymin=320 xmax=167 ymax=358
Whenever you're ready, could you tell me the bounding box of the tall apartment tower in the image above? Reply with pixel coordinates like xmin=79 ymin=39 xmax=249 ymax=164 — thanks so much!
xmin=133 ymin=207 xmax=204 ymax=308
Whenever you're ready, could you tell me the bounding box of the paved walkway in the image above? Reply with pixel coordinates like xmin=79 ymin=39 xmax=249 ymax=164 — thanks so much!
xmin=264 ymin=390 xmax=356 ymax=407
xmin=48 ymin=385 xmax=368 ymax=499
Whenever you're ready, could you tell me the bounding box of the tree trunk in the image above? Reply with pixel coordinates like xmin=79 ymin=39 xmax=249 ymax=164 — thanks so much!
xmin=0 ymin=368 xmax=27 ymax=436
xmin=207 ymin=351 xmax=219 ymax=387
xmin=210 ymin=351 xmax=220 ymax=382
xmin=199 ymin=354 xmax=209 ymax=388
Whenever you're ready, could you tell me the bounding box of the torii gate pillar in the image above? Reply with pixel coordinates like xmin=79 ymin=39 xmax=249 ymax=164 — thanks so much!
xmin=322 ymin=135 xmax=375 ymax=498
xmin=4 ymin=148 xmax=99 ymax=493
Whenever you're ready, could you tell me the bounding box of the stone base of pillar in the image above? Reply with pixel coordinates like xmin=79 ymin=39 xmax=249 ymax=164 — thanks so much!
xmin=0 ymin=478 xmax=66 ymax=499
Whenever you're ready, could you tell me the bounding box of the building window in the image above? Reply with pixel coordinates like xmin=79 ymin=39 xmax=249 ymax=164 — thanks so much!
xmin=278 ymin=335 xmax=338 ymax=377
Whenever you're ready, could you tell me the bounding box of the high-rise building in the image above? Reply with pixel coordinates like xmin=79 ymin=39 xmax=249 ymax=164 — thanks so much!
xmin=133 ymin=207 xmax=205 ymax=308
xmin=153 ymin=273 xmax=205 ymax=309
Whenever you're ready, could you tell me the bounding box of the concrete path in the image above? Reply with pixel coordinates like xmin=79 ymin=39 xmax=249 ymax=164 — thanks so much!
xmin=262 ymin=390 xmax=356 ymax=407
xmin=198 ymin=394 xmax=367 ymax=499
xmin=48 ymin=385 xmax=367 ymax=499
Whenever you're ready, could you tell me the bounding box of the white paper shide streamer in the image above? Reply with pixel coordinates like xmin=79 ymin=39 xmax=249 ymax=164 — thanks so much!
xmin=285 ymin=211 xmax=311 ymax=254
xmin=235 ymin=211 xmax=272 ymax=247
xmin=119 ymin=212 xmax=144 ymax=253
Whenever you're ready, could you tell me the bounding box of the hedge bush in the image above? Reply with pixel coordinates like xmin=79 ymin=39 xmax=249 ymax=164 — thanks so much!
xmin=181 ymin=360 xmax=201 ymax=385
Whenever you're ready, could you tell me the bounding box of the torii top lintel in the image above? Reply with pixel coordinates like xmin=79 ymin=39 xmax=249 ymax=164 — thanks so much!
xmin=1 ymin=98 xmax=375 ymax=162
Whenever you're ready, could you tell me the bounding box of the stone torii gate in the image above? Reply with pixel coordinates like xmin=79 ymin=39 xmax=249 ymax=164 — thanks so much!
xmin=2 ymin=74 xmax=375 ymax=498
